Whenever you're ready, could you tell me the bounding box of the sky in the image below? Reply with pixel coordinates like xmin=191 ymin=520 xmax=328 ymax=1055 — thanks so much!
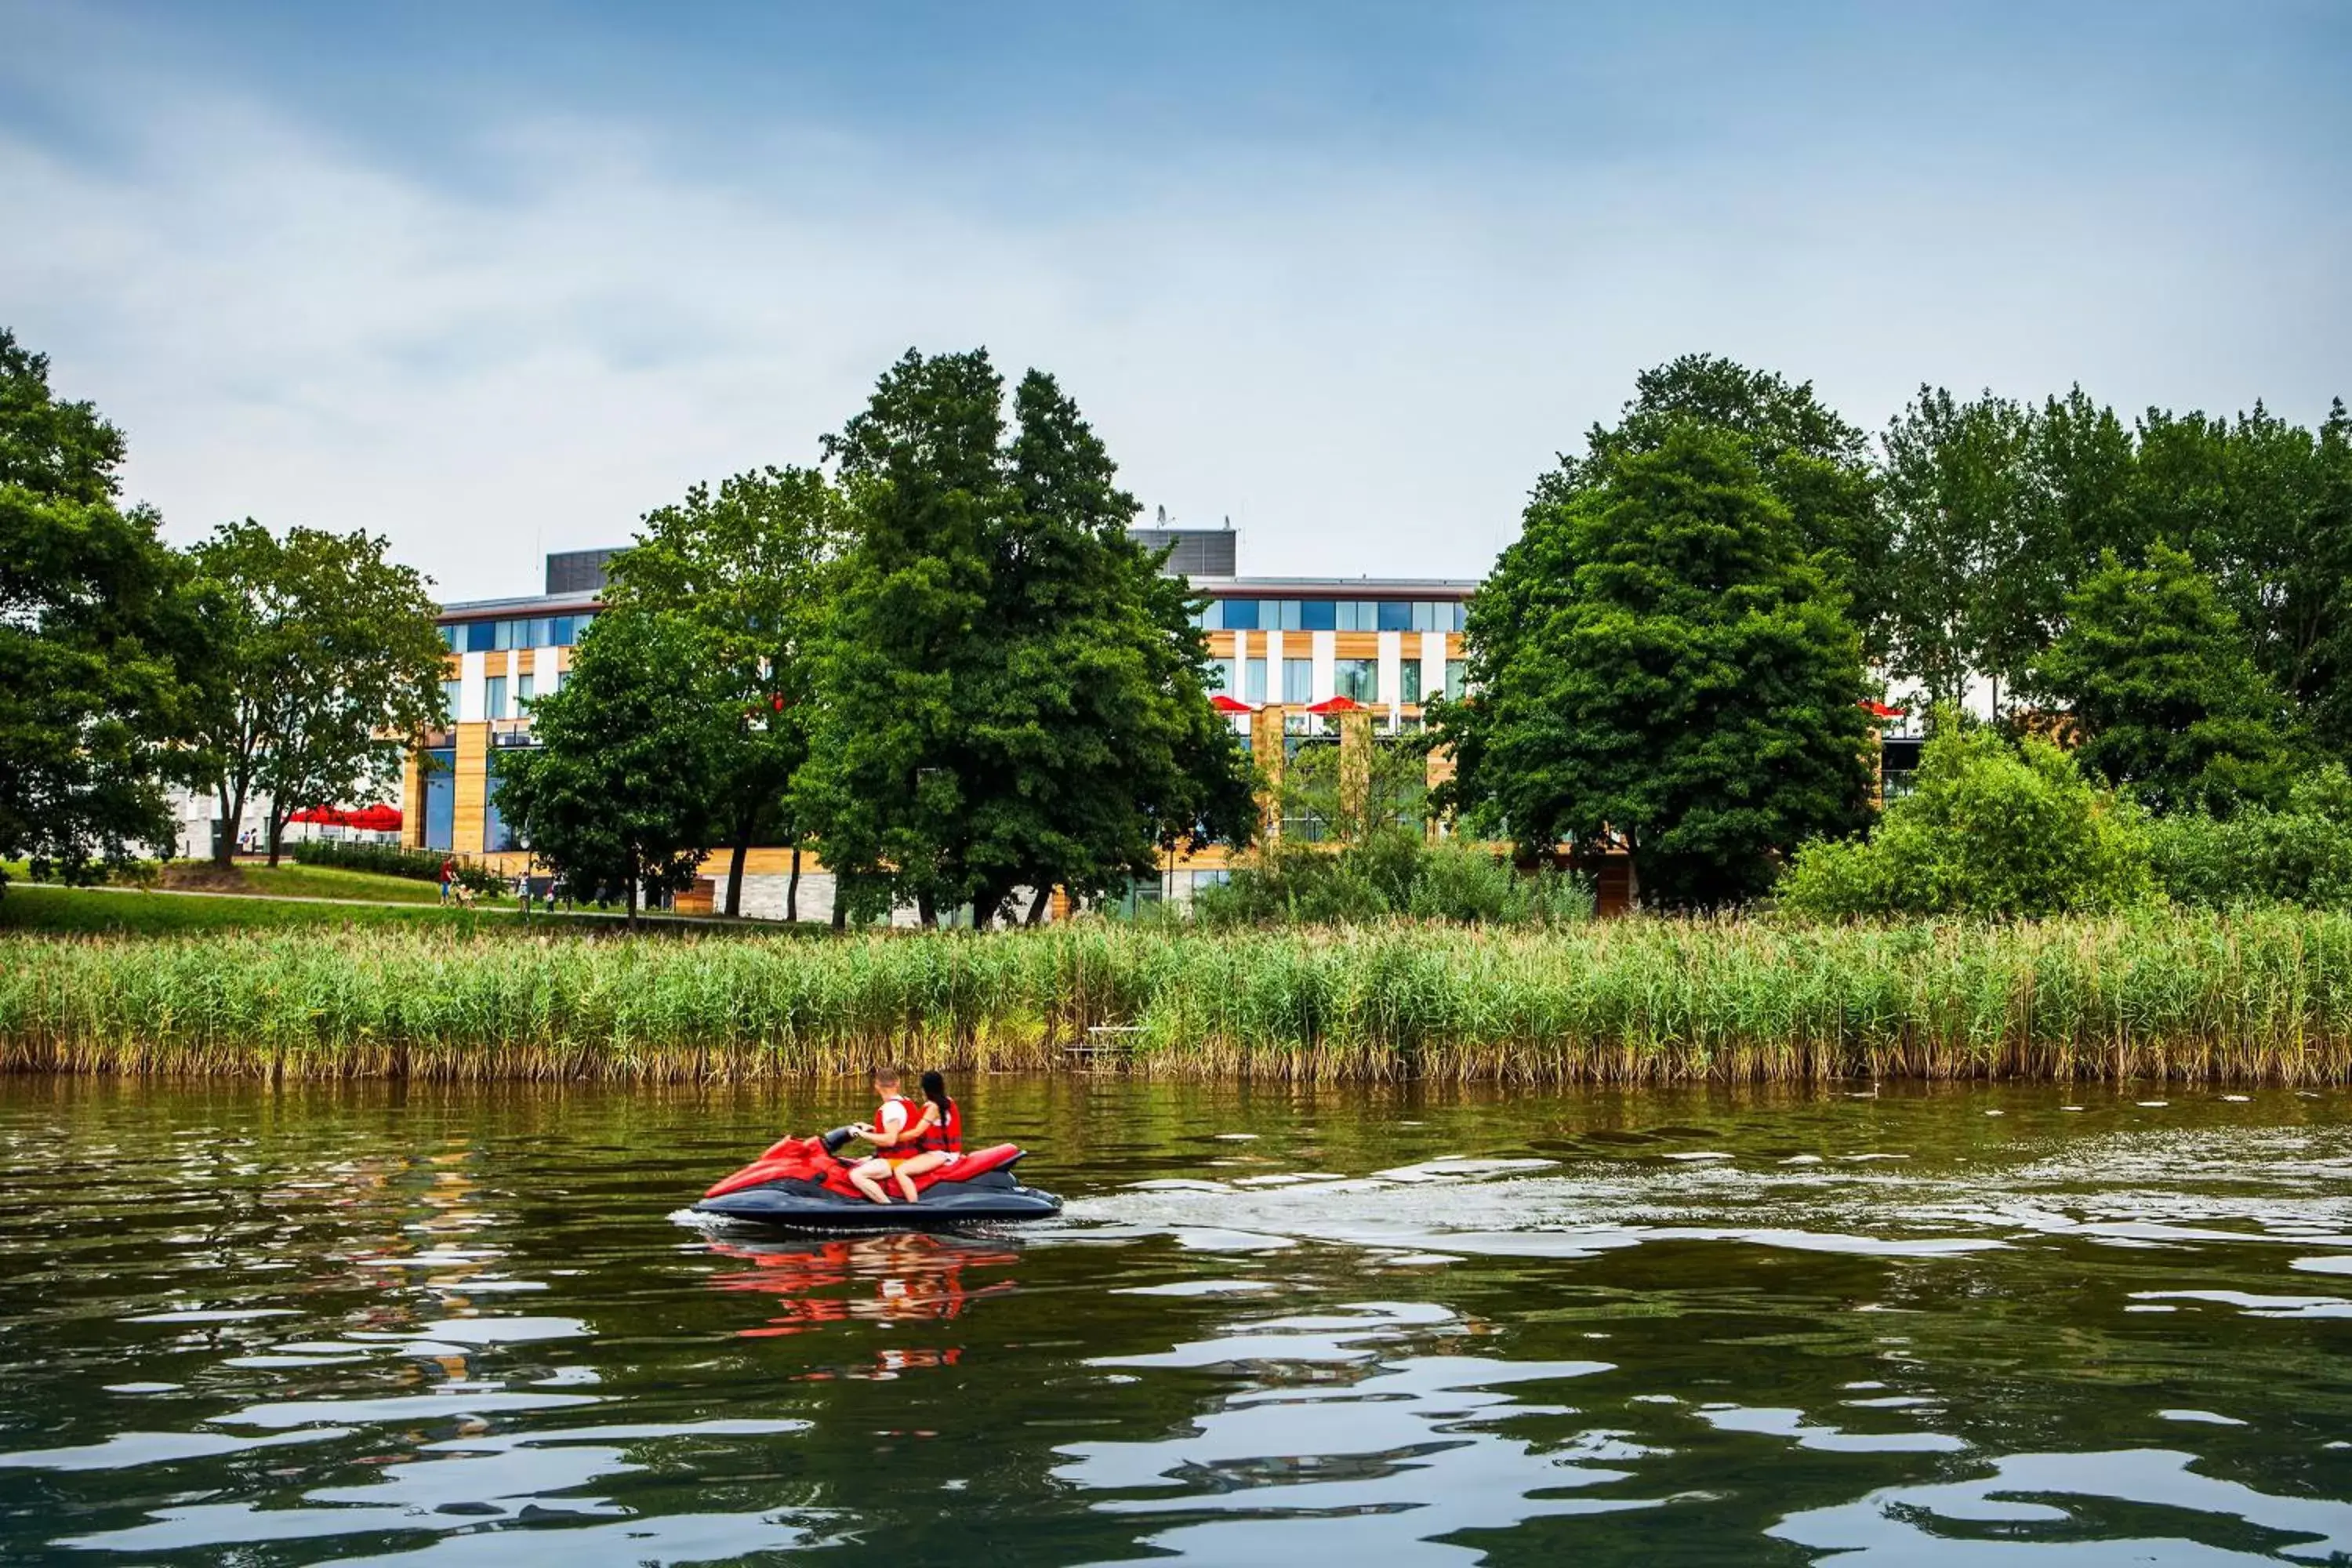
xmin=4 ymin=1 xmax=2348 ymax=603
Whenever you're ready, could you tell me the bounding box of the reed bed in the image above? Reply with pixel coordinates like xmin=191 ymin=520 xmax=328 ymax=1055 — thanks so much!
xmin=2 ymin=909 xmax=2350 ymax=1083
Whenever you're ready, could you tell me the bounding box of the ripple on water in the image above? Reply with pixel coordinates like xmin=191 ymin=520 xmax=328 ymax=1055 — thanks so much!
xmin=5 ymin=1080 xmax=2352 ymax=1564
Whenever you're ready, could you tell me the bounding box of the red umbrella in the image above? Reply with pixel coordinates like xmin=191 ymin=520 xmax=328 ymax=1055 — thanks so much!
xmin=1209 ymin=694 xmax=1256 ymax=713
xmin=1305 ymin=695 xmax=1367 ymax=715
xmin=1859 ymin=699 xmax=1907 ymax=719
xmin=347 ymin=804 xmax=402 ymax=831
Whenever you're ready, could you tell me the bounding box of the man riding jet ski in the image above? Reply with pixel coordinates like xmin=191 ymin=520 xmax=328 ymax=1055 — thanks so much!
xmin=696 ymin=1069 xmax=1061 ymax=1229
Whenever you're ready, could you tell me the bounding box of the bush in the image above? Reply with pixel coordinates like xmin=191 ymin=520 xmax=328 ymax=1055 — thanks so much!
xmin=1779 ymin=724 xmax=2152 ymax=919
xmin=1196 ymin=830 xmax=1594 ymax=928
xmin=2143 ymin=766 xmax=2352 ymax=909
xmin=294 ymin=839 xmax=505 ymax=894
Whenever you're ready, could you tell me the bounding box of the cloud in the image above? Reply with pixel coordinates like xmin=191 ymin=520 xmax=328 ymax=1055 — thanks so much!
xmin=2 ymin=12 xmax=2347 ymax=602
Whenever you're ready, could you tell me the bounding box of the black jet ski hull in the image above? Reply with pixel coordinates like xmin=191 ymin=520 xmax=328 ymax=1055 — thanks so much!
xmin=696 ymin=1170 xmax=1062 ymax=1229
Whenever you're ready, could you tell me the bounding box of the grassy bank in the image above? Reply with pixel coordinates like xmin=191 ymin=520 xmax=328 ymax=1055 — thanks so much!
xmin=2 ymin=910 xmax=2350 ymax=1083
xmin=0 ymin=884 xmax=772 ymax=937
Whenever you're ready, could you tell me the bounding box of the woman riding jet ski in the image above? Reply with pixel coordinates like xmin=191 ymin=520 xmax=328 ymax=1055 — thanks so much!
xmin=697 ymin=1071 xmax=1061 ymax=1229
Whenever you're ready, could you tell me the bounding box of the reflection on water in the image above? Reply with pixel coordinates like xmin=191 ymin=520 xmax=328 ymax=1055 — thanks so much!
xmin=3 ymin=1076 xmax=2351 ymax=1563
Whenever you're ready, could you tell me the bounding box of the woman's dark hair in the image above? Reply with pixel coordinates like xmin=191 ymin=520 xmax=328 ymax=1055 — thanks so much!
xmin=920 ymin=1069 xmax=951 ymax=1112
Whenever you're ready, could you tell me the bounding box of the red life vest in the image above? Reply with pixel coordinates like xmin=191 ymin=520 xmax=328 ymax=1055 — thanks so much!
xmin=873 ymin=1094 xmax=918 ymax=1158
xmin=916 ymin=1098 xmax=962 ymax=1156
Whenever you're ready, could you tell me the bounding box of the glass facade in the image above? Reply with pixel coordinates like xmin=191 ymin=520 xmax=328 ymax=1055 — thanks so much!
xmin=446 ymin=612 xmax=593 ymax=653
xmin=484 ymin=675 xmax=508 ymax=721
xmin=1399 ymin=661 xmax=1423 ymax=703
xmin=441 ymin=679 xmax=461 ymax=723
xmin=422 ymin=748 xmax=456 ymax=851
xmin=482 ymin=754 xmax=522 ymax=853
xmin=1197 ymin=599 xmax=1466 ymax=633
xmin=1243 ymin=657 xmax=1268 ymax=704
xmin=517 ymin=671 xmax=535 ymax=706
xmin=1333 ymin=658 xmax=1377 ymax=703
xmin=1444 ymin=659 xmax=1468 ymax=701
xmin=1282 ymin=657 xmax=1314 ymax=705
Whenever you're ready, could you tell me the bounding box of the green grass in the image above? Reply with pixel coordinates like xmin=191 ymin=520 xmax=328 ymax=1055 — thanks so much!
xmin=0 ymin=884 xmax=513 ymax=935
xmin=225 ymin=864 xmax=448 ymax=903
xmin=3 ymin=909 xmax=2350 ymax=1083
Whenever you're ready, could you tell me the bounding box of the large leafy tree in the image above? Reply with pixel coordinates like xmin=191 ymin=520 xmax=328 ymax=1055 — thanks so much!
xmin=0 ymin=328 xmax=196 ymax=882
xmin=800 ymin=348 xmax=1254 ymax=927
xmin=604 ymin=466 xmax=847 ymax=918
xmin=2132 ymin=401 xmax=2352 ymax=746
xmin=1878 ymin=387 xmax=2037 ymax=713
xmin=2027 ymin=543 xmax=2296 ymax=815
xmin=184 ymin=521 xmax=448 ymax=866
xmin=493 ymin=608 xmax=730 ymax=926
xmin=1433 ymin=423 xmax=1874 ymax=906
xmin=1553 ymin=354 xmax=1891 ymax=655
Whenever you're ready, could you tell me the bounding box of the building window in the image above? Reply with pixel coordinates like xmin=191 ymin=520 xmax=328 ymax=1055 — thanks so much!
xmin=1298 ymin=599 xmax=1337 ymax=632
xmin=485 ymin=675 xmax=508 ymax=720
xmin=1218 ymin=598 xmax=1260 ymax=631
xmin=517 ymin=672 xmax=535 ymax=706
xmin=1244 ymin=657 xmax=1268 ymax=705
xmin=464 ymin=621 xmax=495 ymax=653
xmin=483 ymin=755 xmax=524 ymax=853
xmin=441 ymin=678 xmax=462 ymax=722
xmin=1377 ymin=600 xmax=1412 ymax=633
xmin=1211 ymin=659 xmax=1239 ymax=695
xmin=1399 ymin=662 xmax=1423 ymax=704
xmin=1283 ymin=657 xmax=1315 ymax=705
xmin=1444 ymin=659 xmax=1467 ymax=701
xmin=1334 ymin=658 xmax=1377 ymax=703
xmin=423 ymin=748 xmax=456 ymax=851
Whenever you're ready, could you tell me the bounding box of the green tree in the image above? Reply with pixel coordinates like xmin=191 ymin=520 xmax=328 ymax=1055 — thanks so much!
xmin=0 ymin=328 xmax=196 ymax=883
xmin=1553 ymin=354 xmax=1891 ymax=654
xmin=184 ymin=521 xmax=448 ymax=866
xmin=605 ymin=466 xmax=848 ymax=918
xmin=2027 ymin=543 xmax=2296 ymax=815
xmin=1432 ymin=423 xmax=1875 ymax=907
xmin=801 ymin=349 xmax=1254 ymax=927
xmin=1777 ymin=721 xmax=2152 ymax=918
xmin=1878 ymin=387 xmax=2037 ymax=713
xmin=2133 ymin=401 xmax=2352 ymax=747
xmin=492 ymin=608 xmax=728 ymax=927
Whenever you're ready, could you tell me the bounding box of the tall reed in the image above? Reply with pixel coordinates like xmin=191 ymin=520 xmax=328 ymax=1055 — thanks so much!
xmin=2 ymin=910 xmax=2350 ymax=1083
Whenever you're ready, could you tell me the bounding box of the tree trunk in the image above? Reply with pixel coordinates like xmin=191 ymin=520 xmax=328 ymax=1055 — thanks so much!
xmin=625 ymin=860 xmax=640 ymax=930
xmin=215 ymin=781 xmax=245 ymax=868
xmin=1025 ymin=886 xmax=1051 ymax=925
xmin=786 ymin=841 xmax=802 ymax=924
xmin=916 ymin=891 xmax=938 ymax=929
xmin=724 ymin=821 xmax=751 ymax=920
xmin=266 ymin=808 xmax=287 ymax=868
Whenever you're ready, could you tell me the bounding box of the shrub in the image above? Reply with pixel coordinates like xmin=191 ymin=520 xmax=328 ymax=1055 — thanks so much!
xmin=1780 ymin=724 xmax=2152 ymax=919
xmin=2143 ymin=766 xmax=2352 ymax=909
xmin=294 ymin=839 xmax=505 ymax=894
xmin=1196 ymin=831 xmax=1593 ymax=928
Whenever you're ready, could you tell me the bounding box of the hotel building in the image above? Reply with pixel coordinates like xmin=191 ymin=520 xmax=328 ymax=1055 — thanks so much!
xmin=407 ymin=528 xmax=1486 ymax=919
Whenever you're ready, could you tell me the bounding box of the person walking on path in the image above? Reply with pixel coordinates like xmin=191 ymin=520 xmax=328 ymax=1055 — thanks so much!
xmin=439 ymin=857 xmax=456 ymax=905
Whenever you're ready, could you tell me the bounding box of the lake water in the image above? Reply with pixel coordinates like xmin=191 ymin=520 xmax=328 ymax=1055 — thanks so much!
xmin=3 ymin=1076 xmax=2351 ymax=1565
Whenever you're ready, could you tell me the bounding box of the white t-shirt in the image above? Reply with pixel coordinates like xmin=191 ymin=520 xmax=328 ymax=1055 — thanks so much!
xmin=876 ymin=1098 xmax=910 ymax=1139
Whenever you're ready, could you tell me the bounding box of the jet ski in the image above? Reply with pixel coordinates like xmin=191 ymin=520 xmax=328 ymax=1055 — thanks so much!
xmin=695 ymin=1127 xmax=1063 ymax=1229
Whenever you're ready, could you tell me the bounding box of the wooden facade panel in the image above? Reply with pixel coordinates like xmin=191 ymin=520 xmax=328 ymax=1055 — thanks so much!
xmin=451 ymin=724 xmax=489 ymax=855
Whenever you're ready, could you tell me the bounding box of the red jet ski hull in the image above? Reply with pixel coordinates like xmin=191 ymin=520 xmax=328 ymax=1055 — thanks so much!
xmin=696 ymin=1132 xmax=1062 ymax=1229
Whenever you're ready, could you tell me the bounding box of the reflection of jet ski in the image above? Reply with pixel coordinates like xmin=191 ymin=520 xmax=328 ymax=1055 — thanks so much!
xmin=696 ymin=1128 xmax=1063 ymax=1229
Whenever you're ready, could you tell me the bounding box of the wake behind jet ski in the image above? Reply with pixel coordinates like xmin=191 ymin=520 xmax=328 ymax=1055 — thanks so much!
xmin=695 ymin=1127 xmax=1063 ymax=1228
